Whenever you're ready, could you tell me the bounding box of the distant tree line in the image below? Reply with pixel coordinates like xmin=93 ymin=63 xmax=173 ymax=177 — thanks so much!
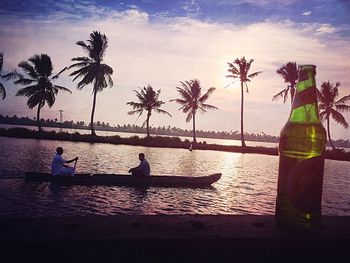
xmin=1 ymin=114 xmax=350 ymax=148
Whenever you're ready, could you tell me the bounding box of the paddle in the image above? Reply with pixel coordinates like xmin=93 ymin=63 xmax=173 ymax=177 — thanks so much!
xmin=73 ymin=157 xmax=78 ymax=175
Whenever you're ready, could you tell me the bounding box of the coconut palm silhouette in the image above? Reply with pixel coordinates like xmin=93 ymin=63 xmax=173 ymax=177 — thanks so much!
xmin=171 ymin=79 xmax=218 ymax=144
xmin=13 ymin=54 xmax=71 ymax=131
xmin=317 ymin=81 xmax=350 ymax=150
xmin=69 ymin=31 xmax=114 ymax=136
xmin=273 ymin=62 xmax=298 ymax=105
xmin=127 ymin=85 xmax=172 ymax=137
xmin=226 ymin=57 xmax=262 ymax=147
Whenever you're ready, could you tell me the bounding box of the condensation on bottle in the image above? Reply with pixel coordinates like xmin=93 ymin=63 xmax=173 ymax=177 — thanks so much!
xmin=275 ymin=64 xmax=327 ymax=231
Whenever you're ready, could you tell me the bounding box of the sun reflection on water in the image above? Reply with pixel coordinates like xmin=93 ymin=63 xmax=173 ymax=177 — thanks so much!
xmin=0 ymin=137 xmax=349 ymax=217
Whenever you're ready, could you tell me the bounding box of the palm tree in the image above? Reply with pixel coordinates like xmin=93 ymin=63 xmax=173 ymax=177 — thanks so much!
xmin=14 ymin=54 xmax=71 ymax=131
xmin=68 ymin=31 xmax=114 ymax=136
xmin=127 ymin=85 xmax=172 ymax=137
xmin=0 ymin=53 xmax=16 ymax=100
xmin=171 ymin=79 xmax=218 ymax=143
xmin=273 ymin=62 xmax=298 ymax=104
xmin=317 ymin=81 xmax=350 ymax=150
xmin=0 ymin=53 xmax=6 ymax=100
xmin=226 ymin=57 xmax=262 ymax=147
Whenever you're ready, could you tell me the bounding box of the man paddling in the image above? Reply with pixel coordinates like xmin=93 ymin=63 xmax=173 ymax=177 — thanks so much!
xmin=128 ymin=153 xmax=150 ymax=177
xmin=51 ymin=147 xmax=78 ymax=176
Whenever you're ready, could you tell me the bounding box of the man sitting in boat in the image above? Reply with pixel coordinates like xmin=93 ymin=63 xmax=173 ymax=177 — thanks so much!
xmin=128 ymin=153 xmax=150 ymax=177
xmin=51 ymin=147 xmax=78 ymax=176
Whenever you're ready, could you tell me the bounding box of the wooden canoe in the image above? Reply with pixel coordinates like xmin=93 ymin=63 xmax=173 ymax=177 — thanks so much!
xmin=25 ymin=172 xmax=222 ymax=188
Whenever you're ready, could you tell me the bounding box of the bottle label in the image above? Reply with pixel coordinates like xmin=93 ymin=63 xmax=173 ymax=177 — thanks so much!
xmin=277 ymin=155 xmax=324 ymax=215
xmin=292 ymin=86 xmax=317 ymax=109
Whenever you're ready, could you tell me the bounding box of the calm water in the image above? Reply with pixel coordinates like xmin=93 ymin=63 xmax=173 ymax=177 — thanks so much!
xmin=0 ymin=136 xmax=349 ymax=218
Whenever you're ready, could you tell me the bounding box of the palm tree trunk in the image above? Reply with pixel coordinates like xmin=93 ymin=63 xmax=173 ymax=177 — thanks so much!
xmin=37 ymin=103 xmax=42 ymax=132
xmin=290 ymin=85 xmax=295 ymax=105
xmin=90 ymin=90 xmax=97 ymax=136
xmin=327 ymin=117 xmax=336 ymax=150
xmin=240 ymin=81 xmax=246 ymax=147
xmin=146 ymin=111 xmax=151 ymax=137
xmin=192 ymin=111 xmax=196 ymax=143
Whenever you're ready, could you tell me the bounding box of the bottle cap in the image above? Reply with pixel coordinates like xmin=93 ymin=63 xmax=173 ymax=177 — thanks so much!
xmin=299 ymin=64 xmax=316 ymax=70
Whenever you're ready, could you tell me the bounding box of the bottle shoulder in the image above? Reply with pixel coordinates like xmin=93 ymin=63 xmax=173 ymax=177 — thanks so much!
xmin=280 ymin=122 xmax=326 ymax=137
xmin=279 ymin=122 xmax=326 ymax=159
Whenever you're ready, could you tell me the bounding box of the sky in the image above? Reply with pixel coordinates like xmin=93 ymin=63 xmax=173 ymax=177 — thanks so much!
xmin=0 ymin=0 xmax=350 ymax=140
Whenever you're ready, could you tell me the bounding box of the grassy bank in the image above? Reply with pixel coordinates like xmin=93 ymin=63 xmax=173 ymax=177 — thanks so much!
xmin=1 ymin=128 xmax=349 ymax=161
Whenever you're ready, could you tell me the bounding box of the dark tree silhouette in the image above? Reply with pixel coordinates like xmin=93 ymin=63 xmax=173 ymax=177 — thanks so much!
xmin=14 ymin=54 xmax=71 ymax=131
xmin=171 ymin=79 xmax=218 ymax=143
xmin=226 ymin=57 xmax=262 ymax=147
xmin=273 ymin=62 xmax=298 ymax=104
xmin=127 ymin=85 xmax=172 ymax=137
xmin=0 ymin=53 xmax=6 ymax=100
xmin=0 ymin=53 xmax=17 ymax=100
xmin=317 ymin=81 xmax=350 ymax=150
xmin=69 ymin=31 xmax=114 ymax=136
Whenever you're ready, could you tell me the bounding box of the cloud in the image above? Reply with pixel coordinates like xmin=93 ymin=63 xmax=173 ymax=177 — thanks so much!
xmin=302 ymin=10 xmax=312 ymax=16
xmin=0 ymin=8 xmax=349 ymax=139
xmin=182 ymin=0 xmax=200 ymax=16
xmin=315 ymin=23 xmax=337 ymax=34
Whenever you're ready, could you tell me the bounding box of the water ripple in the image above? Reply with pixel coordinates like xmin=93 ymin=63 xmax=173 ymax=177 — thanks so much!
xmin=0 ymin=137 xmax=349 ymax=217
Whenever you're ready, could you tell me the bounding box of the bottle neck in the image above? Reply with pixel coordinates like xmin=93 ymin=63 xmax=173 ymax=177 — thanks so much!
xmin=289 ymin=65 xmax=320 ymax=123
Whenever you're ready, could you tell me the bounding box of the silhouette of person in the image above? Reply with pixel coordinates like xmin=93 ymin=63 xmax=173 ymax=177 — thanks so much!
xmin=128 ymin=153 xmax=150 ymax=177
xmin=51 ymin=147 xmax=78 ymax=176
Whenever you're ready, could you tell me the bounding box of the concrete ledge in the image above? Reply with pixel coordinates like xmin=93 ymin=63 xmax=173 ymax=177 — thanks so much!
xmin=1 ymin=215 xmax=349 ymax=262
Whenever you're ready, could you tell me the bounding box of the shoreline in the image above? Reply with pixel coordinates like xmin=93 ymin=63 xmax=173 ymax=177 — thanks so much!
xmin=1 ymin=215 xmax=349 ymax=262
xmin=1 ymin=127 xmax=350 ymax=161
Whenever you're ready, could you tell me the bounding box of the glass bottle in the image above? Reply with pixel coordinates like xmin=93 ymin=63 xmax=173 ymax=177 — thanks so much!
xmin=275 ymin=64 xmax=327 ymax=230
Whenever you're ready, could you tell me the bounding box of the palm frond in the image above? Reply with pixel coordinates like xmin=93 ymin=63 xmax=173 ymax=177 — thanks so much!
xmin=71 ymin=56 xmax=92 ymax=62
xmin=70 ymin=65 xmax=92 ymax=81
xmin=199 ymin=87 xmax=215 ymax=103
xmin=29 ymin=54 xmax=53 ymax=77
xmin=319 ymin=111 xmax=328 ymax=122
xmin=0 ymin=83 xmax=6 ymax=99
xmin=0 ymin=53 xmax=3 ymax=72
xmin=76 ymin=71 xmax=95 ymax=90
xmin=45 ymin=89 xmax=56 ymax=108
xmin=330 ymin=109 xmax=349 ymax=128
xmin=127 ymin=101 xmax=144 ymax=110
xmin=106 ymin=74 xmax=114 ymax=87
xmin=272 ymin=89 xmax=288 ymax=102
xmin=185 ymin=112 xmax=193 ymax=122
xmin=26 ymin=93 xmax=43 ymax=109
xmin=16 ymin=85 xmax=38 ymax=96
xmin=336 ymin=95 xmax=350 ymax=104
xmin=154 ymin=108 xmax=172 ymax=117
xmin=200 ymin=103 xmax=218 ymax=110
xmin=52 ymin=67 xmax=67 ymax=80
xmin=68 ymin=62 xmax=91 ymax=70
xmin=14 ymin=78 xmax=36 ymax=86
xmin=169 ymin=98 xmax=188 ymax=106
xmin=127 ymin=108 xmax=143 ymax=116
xmin=248 ymin=70 xmax=263 ymax=78
xmin=54 ymin=85 xmax=72 ymax=94
xmin=335 ymin=104 xmax=350 ymax=112
xmin=18 ymin=61 xmax=38 ymax=79
xmin=76 ymin=41 xmax=91 ymax=53
xmin=2 ymin=70 xmax=22 ymax=81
